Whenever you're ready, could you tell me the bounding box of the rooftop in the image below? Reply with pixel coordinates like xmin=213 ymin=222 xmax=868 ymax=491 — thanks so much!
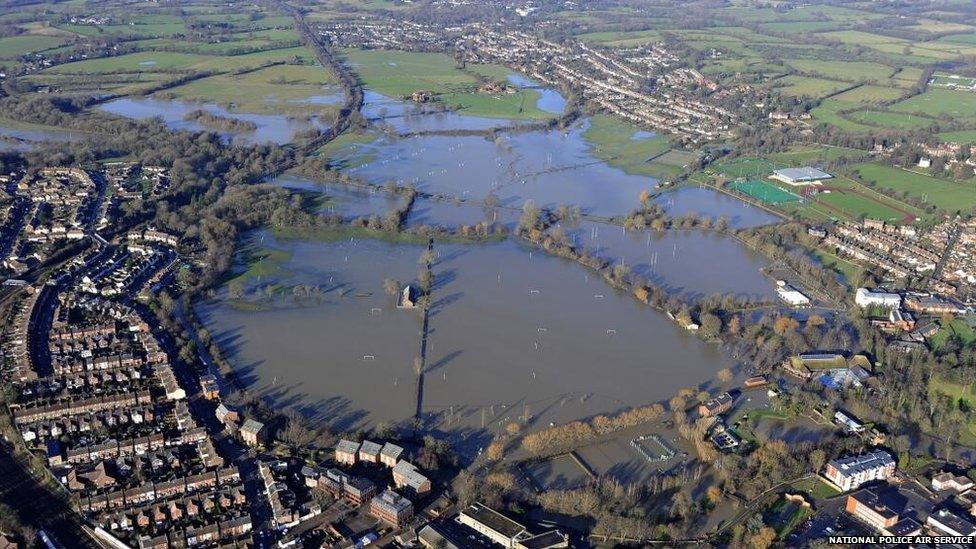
xmin=461 ymin=502 xmax=527 ymax=540
xmin=336 ymin=439 xmax=361 ymax=455
xmin=240 ymin=418 xmax=264 ymax=434
xmin=773 ymin=167 xmax=832 ymax=181
xmin=928 ymin=508 xmax=976 ymax=535
xmin=830 ymin=450 xmax=894 ymax=476
xmin=381 ymin=442 xmax=403 ymax=459
xmin=393 ymin=460 xmax=429 ymax=489
xmin=372 ymin=489 xmax=412 ymax=513
xmin=849 ymin=489 xmax=898 ymax=520
xmin=359 ymin=440 xmax=382 ymax=455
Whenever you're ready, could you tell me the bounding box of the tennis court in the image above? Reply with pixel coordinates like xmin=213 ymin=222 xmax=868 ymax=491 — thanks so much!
xmin=730 ymin=180 xmax=802 ymax=204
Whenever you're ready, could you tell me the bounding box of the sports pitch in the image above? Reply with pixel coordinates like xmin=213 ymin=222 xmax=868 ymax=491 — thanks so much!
xmin=730 ymin=180 xmax=802 ymax=204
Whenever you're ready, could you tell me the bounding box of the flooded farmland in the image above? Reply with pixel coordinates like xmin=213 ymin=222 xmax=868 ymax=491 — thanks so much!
xmin=188 ymin=82 xmax=786 ymax=459
xmin=100 ymin=97 xmax=332 ymax=145
xmin=198 ymin=232 xmax=748 ymax=455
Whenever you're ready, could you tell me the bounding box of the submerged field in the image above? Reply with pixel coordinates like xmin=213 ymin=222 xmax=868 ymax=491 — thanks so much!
xmin=199 ymin=233 xmax=742 ymax=452
xmin=341 ymin=49 xmax=557 ymax=120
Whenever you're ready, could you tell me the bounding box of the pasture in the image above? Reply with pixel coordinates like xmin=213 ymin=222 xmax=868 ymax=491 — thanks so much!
xmin=890 ymin=88 xmax=976 ymax=118
xmin=161 ymin=64 xmax=339 ymax=114
xmin=852 ymin=163 xmax=976 ymax=212
xmin=582 ymin=115 xmax=673 ymax=178
xmin=784 ymin=59 xmax=893 ymax=82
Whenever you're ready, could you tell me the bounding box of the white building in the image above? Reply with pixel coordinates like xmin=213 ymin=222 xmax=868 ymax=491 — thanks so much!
xmin=770 ymin=167 xmax=833 ymax=186
xmin=834 ymin=410 xmax=865 ymax=434
xmin=824 ymin=450 xmax=895 ymax=492
xmin=776 ymin=282 xmax=810 ymax=306
xmin=926 ymin=508 xmax=976 ymax=537
xmin=855 ymin=288 xmax=901 ymax=309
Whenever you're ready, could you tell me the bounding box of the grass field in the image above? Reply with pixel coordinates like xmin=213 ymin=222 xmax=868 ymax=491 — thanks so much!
xmin=789 ymin=476 xmax=840 ymax=500
xmin=729 ymin=180 xmax=800 ymax=204
xmin=46 ymin=48 xmax=315 ymax=74
xmin=816 ymin=190 xmax=906 ymax=221
xmin=809 ymin=100 xmax=874 ymax=133
xmin=710 ymin=157 xmax=783 ymax=179
xmin=889 ymin=88 xmax=976 ymax=118
xmin=785 ymin=59 xmax=894 ymax=82
xmin=0 ymin=34 xmax=68 ymax=58
xmin=341 ymin=49 xmax=478 ymax=97
xmin=813 ymin=249 xmax=861 ymax=282
xmin=930 ymin=319 xmax=976 ymax=350
xmin=939 ymin=130 xmax=976 ymax=143
xmin=581 ymin=114 xmax=675 ymax=178
xmin=848 ymin=110 xmax=937 ymax=130
xmin=772 ymin=75 xmax=852 ymax=99
xmin=929 ymin=375 xmax=976 ymax=444
xmin=340 ymin=49 xmax=552 ymax=119
xmin=852 ymin=163 xmax=976 ymax=212
xmin=160 ymin=64 xmax=338 ymax=114
xmin=436 ymin=90 xmax=552 ymax=120
xmin=769 ymin=145 xmax=866 ymax=165
xmin=830 ymin=85 xmax=906 ymax=104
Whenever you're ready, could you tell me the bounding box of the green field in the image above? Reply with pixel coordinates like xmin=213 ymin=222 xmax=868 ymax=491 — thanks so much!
xmin=830 ymin=85 xmax=906 ymax=104
xmin=889 ymin=88 xmax=976 ymax=118
xmin=785 ymin=59 xmax=894 ymax=82
xmin=46 ymin=48 xmax=315 ymax=74
xmin=710 ymin=157 xmax=783 ymax=179
xmin=852 ymin=163 xmax=976 ymax=212
xmin=939 ymin=130 xmax=976 ymax=144
xmin=772 ymin=75 xmax=852 ymax=99
xmin=729 ymin=180 xmax=800 ymax=204
xmin=0 ymin=34 xmax=68 ymax=58
xmin=848 ymin=110 xmax=937 ymax=130
xmin=813 ymin=249 xmax=861 ymax=282
xmin=340 ymin=49 xmax=552 ymax=119
xmin=930 ymin=319 xmax=976 ymax=350
xmin=581 ymin=114 xmax=676 ymax=178
xmin=341 ymin=49 xmax=479 ymax=97
xmin=810 ymin=100 xmax=874 ymax=133
xmin=817 ymin=190 xmax=906 ymax=221
xmin=929 ymin=376 xmax=976 ymax=444
xmin=436 ymin=90 xmax=553 ymax=120
xmin=160 ymin=64 xmax=338 ymax=115
xmin=769 ymin=145 xmax=865 ymax=165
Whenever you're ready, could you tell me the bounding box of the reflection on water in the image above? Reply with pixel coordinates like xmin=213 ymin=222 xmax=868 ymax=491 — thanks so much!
xmin=199 ymin=234 xmax=738 ymax=454
xmin=0 ymin=123 xmax=83 ymax=151
xmin=562 ymin=220 xmax=775 ymax=300
xmin=100 ymin=97 xmax=331 ymax=145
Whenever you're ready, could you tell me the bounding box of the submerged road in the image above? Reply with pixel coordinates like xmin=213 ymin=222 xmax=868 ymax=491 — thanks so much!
xmin=415 ymin=238 xmax=435 ymax=422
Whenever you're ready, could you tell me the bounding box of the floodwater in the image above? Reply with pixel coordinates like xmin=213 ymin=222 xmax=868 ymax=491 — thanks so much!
xmin=198 ymin=233 xmax=736 ymax=454
xmin=506 ymin=73 xmax=566 ymax=115
xmin=655 ymin=187 xmax=781 ymax=229
xmin=347 ymin=123 xmax=781 ymax=222
xmin=268 ymin=174 xmax=401 ymax=220
xmin=347 ymin=127 xmax=655 ymax=217
xmin=561 ymin=221 xmax=774 ymax=299
xmin=362 ymin=91 xmax=522 ymax=133
xmin=100 ymin=97 xmax=330 ymax=145
xmin=0 ymin=122 xmax=82 ymax=150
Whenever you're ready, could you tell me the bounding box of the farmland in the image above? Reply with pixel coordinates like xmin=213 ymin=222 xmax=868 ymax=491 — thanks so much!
xmin=582 ymin=115 xmax=677 ymax=178
xmin=852 ymin=163 xmax=976 ymax=212
xmin=158 ymin=64 xmax=339 ymax=115
xmin=340 ymin=48 xmax=556 ymax=120
xmin=889 ymin=88 xmax=976 ymax=118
